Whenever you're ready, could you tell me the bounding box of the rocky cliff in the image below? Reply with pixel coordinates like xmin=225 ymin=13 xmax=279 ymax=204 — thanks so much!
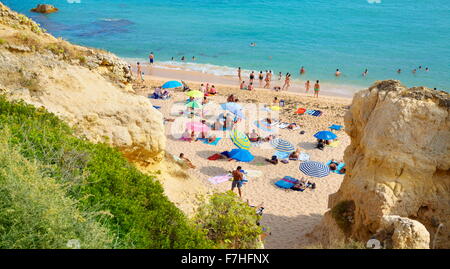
xmin=313 ymin=80 xmax=449 ymax=249
xmin=0 ymin=2 xmax=165 ymax=162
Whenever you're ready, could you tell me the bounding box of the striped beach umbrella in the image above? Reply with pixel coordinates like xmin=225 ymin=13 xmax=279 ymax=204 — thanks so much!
xmin=230 ymin=130 xmax=251 ymax=150
xmin=186 ymin=90 xmax=204 ymax=98
xmin=269 ymin=138 xmax=295 ymax=153
xmin=299 ymin=161 xmax=330 ymax=178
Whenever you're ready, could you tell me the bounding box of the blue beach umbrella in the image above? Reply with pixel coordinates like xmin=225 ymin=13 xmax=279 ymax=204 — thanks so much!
xmin=299 ymin=161 xmax=330 ymax=178
xmin=162 ymin=80 xmax=182 ymax=89
xmin=230 ymin=130 xmax=251 ymax=150
xmin=269 ymin=138 xmax=295 ymax=153
xmin=221 ymin=102 xmax=245 ymax=119
xmin=314 ymin=131 xmax=337 ymax=140
xmin=228 ymin=149 xmax=254 ymax=162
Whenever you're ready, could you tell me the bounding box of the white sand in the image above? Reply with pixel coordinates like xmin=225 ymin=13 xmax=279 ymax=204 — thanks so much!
xmin=137 ymin=71 xmax=351 ymax=249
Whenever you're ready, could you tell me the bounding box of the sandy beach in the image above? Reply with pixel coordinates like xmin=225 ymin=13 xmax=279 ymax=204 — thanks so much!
xmin=131 ymin=64 xmax=352 ymax=249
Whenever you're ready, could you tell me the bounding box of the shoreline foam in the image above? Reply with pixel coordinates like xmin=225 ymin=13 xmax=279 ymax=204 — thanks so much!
xmin=126 ymin=59 xmax=361 ymax=100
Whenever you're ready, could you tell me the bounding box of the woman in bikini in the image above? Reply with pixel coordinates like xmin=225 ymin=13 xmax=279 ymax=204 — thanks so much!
xmin=258 ymin=71 xmax=264 ymax=87
xmin=314 ymin=80 xmax=320 ymax=98
xmin=282 ymin=73 xmax=291 ymax=91
xmin=305 ymin=80 xmax=310 ymax=93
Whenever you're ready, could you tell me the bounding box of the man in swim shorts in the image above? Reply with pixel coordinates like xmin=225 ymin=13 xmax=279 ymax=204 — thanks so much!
xmin=231 ymin=166 xmax=244 ymax=198
xmin=314 ymin=80 xmax=320 ymax=98
xmin=149 ymin=52 xmax=154 ymax=64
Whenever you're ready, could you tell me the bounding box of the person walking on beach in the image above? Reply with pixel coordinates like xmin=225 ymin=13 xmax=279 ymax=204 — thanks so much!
xmin=305 ymin=80 xmax=310 ymax=93
xmin=314 ymin=80 xmax=320 ymax=98
xmin=278 ymin=72 xmax=282 ymax=81
xmin=238 ymin=67 xmax=242 ymax=81
xmin=259 ymin=71 xmax=264 ymax=87
xmin=149 ymin=52 xmax=154 ymax=65
xmin=231 ymin=166 xmax=244 ymax=198
xmin=282 ymin=73 xmax=291 ymax=91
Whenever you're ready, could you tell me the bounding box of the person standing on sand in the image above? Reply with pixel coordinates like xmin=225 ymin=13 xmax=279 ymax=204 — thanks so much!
xmin=314 ymin=80 xmax=320 ymax=98
xmin=264 ymin=71 xmax=270 ymax=88
xmin=278 ymin=72 xmax=282 ymax=81
xmin=136 ymin=62 xmax=143 ymax=82
xmin=305 ymin=80 xmax=310 ymax=93
xmin=231 ymin=166 xmax=244 ymax=198
xmin=259 ymin=71 xmax=264 ymax=87
xmin=249 ymin=71 xmax=255 ymax=83
xmin=238 ymin=67 xmax=242 ymax=81
xmin=149 ymin=52 xmax=154 ymax=65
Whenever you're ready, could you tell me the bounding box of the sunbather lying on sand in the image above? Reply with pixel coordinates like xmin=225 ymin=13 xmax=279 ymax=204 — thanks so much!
xmin=179 ymin=153 xmax=196 ymax=169
xmin=248 ymin=129 xmax=261 ymax=142
xmin=289 ymin=149 xmax=301 ymax=160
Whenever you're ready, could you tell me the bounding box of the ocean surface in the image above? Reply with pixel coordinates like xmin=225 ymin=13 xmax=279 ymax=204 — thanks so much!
xmin=4 ymin=0 xmax=449 ymax=92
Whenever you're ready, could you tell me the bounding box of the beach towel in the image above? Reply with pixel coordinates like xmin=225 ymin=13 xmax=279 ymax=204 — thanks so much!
xmin=312 ymin=110 xmax=322 ymax=117
xmin=328 ymin=140 xmax=340 ymax=147
xmin=275 ymin=176 xmax=299 ymax=189
xmin=298 ymin=152 xmax=310 ymax=162
xmin=278 ymin=122 xmax=290 ymax=129
xmin=153 ymin=105 xmax=161 ymax=109
xmin=295 ymin=108 xmax=306 ymax=114
xmin=306 ymin=109 xmax=315 ymax=115
xmin=208 ymin=174 xmax=232 ymax=184
xmin=207 ymin=153 xmax=223 ymax=160
xmin=198 ymin=137 xmax=222 ymax=146
xmin=326 ymin=160 xmax=346 ymax=174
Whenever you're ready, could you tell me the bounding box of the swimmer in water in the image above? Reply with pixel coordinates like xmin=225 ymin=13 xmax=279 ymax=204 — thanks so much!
xmin=300 ymin=66 xmax=305 ymax=75
xmin=362 ymin=69 xmax=368 ymax=77
xmin=397 ymin=68 xmax=402 ymax=74
xmin=335 ymin=69 xmax=341 ymax=77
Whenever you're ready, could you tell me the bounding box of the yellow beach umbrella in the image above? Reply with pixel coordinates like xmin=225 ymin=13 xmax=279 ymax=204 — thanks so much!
xmin=186 ymin=90 xmax=204 ymax=98
xmin=230 ymin=130 xmax=251 ymax=150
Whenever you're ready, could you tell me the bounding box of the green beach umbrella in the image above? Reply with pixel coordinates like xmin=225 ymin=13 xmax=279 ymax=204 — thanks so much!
xmin=230 ymin=129 xmax=251 ymax=150
xmin=186 ymin=90 xmax=204 ymax=98
xmin=186 ymin=101 xmax=202 ymax=109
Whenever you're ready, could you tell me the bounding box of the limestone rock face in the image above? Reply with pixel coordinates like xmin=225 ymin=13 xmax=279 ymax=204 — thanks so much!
xmin=313 ymin=80 xmax=449 ymax=249
xmin=0 ymin=3 xmax=165 ymax=163
xmin=377 ymin=215 xmax=430 ymax=249
xmin=30 ymin=4 xmax=58 ymax=14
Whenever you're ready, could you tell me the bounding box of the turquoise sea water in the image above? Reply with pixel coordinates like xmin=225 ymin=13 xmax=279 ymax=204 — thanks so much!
xmin=4 ymin=0 xmax=450 ymax=91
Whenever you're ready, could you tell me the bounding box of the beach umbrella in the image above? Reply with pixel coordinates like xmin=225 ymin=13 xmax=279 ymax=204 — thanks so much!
xmin=186 ymin=101 xmax=202 ymax=109
xmin=230 ymin=130 xmax=251 ymax=150
xmin=228 ymin=149 xmax=254 ymax=162
xmin=314 ymin=131 xmax=337 ymax=140
xmin=186 ymin=122 xmax=210 ymax=132
xmin=270 ymin=106 xmax=281 ymax=111
xmin=221 ymin=102 xmax=243 ymax=112
xmin=162 ymin=80 xmax=182 ymax=89
xmin=269 ymin=138 xmax=295 ymax=153
xmin=299 ymin=161 xmax=330 ymax=178
xmin=186 ymin=90 xmax=204 ymax=98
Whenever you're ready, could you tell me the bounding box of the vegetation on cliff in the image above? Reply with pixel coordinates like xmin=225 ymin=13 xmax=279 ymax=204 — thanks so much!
xmin=0 ymin=96 xmax=213 ymax=249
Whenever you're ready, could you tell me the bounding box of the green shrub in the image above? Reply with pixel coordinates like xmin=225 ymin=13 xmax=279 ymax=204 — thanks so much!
xmin=331 ymin=200 xmax=355 ymax=235
xmin=0 ymin=96 xmax=212 ymax=249
xmin=0 ymin=129 xmax=115 ymax=249
xmin=0 ymin=39 xmax=5 ymax=46
xmin=194 ymin=191 xmax=264 ymax=249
